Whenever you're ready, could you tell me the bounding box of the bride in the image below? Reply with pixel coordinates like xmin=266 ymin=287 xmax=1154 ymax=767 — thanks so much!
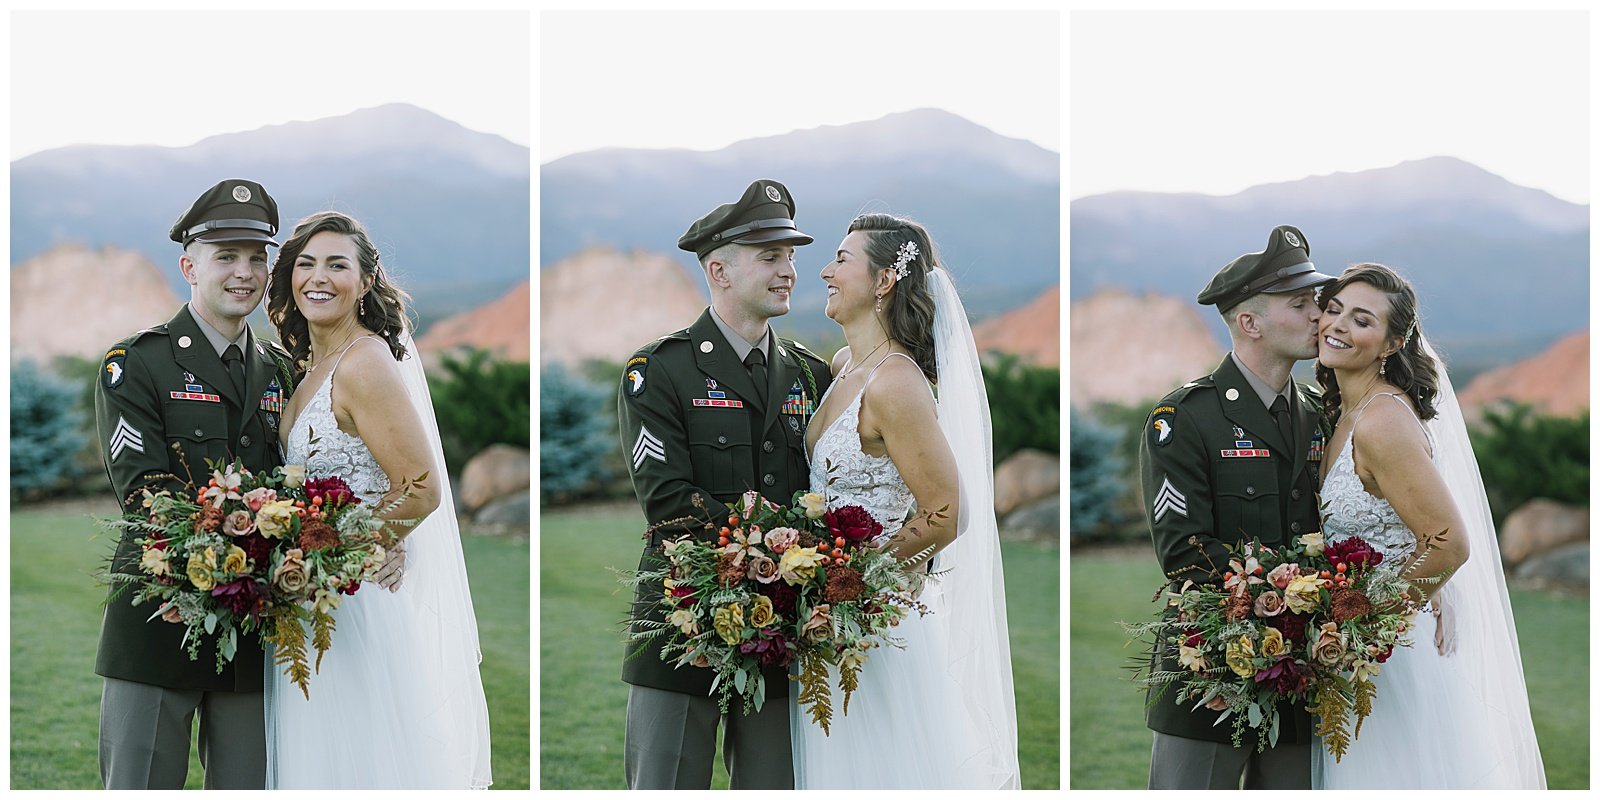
xmin=791 ymin=213 xmax=1020 ymax=789
xmin=265 ymin=211 xmax=492 ymax=788
xmin=1312 ymin=262 xmax=1544 ymax=788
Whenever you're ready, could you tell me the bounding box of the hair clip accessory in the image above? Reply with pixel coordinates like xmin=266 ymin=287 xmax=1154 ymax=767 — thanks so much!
xmin=892 ymin=241 xmax=919 ymax=280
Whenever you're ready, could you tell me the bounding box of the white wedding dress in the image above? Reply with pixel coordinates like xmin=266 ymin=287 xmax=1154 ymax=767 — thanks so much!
xmin=1314 ymin=391 xmax=1545 ymax=789
xmin=266 ymin=335 xmax=492 ymax=789
xmin=790 ymin=264 xmax=1020 ymax=788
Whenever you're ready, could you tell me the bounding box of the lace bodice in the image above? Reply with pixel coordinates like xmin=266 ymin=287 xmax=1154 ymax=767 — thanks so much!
xmin=807 ymin=362 xmax=920 ymax=537
xmin=284 ymin=338 xmax=390 ymax=505
xmin=1320 ymin=393 xmax=1434 ymax=564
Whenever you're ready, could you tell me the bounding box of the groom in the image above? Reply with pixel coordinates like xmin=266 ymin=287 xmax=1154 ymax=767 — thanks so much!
xmin=94 ymin=179 xmax=294 ymax=789
xmin=617 ymin=179 xmax=833 ymax=789
xmin=1139 ymin=225 xmax=1335 ymax=789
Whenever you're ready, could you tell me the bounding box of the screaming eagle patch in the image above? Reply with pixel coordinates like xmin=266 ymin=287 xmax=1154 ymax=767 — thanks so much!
xmin=1150 ymin=406 xmax=1177 ymax=448
xmin=624 ymin=357 xmax=648 ymax=398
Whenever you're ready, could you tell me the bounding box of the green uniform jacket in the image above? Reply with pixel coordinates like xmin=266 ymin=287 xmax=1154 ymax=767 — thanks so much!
xmin=93 ymin=305 xmax=294 ymax=692
xmin=618 ymin=308 xmax=832 ymax=699
xmin=1138 ymin=354 xmax=1326 ymax=745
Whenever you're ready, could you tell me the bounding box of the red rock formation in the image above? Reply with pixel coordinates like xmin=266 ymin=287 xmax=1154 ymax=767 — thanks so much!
xmin=973 ymin=285 xmax=1061 ymax=366
xmin=418 ymin=280 xmax=530 ymax=363
xmin=539 ymin=246 xmax=706 ymax=367
xmin=1070 ymin=288 xmax=1225 ymax=409
xmin=1459 ymin=330 xmax=1588 ymax=419
xmin=10 ymin=243 xmax=182 ymax=363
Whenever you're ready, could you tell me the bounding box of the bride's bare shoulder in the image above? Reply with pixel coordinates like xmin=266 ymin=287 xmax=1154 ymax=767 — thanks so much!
xmin=332 ymin=336 xmax=404 ymax=400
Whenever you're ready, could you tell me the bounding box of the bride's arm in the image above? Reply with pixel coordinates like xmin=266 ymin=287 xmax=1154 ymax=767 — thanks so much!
xmin=1356 ymin=399 xmax=1469 ymax=602
xmin=331 ymin=338 xmax=442 ymax=542
xmin=860 ymin=361 xmax=960 ymax=562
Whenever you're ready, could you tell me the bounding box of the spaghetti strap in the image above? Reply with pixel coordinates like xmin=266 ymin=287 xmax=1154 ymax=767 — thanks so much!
xmin=1349 ymin=391 xmax=1432 ymax=469
xmin=327 ymin=334 xmax=380 ymax=385
xmin=864 ymin=352 xmax=935 ymax=400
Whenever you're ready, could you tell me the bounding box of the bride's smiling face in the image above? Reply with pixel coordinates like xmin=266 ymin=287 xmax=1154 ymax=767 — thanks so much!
xmin=292 ymin=231 xmax=369 ymax=327
xmin=1318 ymin=281 xmax=1399 ymax=372
xmin=821 ymin=231 xmax=885 ymax=322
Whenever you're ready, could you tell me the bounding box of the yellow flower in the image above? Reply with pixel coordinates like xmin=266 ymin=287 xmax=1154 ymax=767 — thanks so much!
xmin=281 ymin=464 xmax=307 ymax=489
xmin=1351 ymin=659 xmax=1380 ymax=683
xmin=186 ymin=549 xmax=217 ymax=591
xmin=1260 ymin=626 xmax=1287 ymax=659
xmin=798 ymin=492 xmax=827 ymax=520
xmin=748 ymin=595 xmax=776 ymax=628
xmin=1225 ymin=634 xmax=1255 ymax=678
xmin=1283 ymin=574 xmax=1325 ymax=614
xmin=778 ymin=546 xmax=825 ymax=586
xmin=1177 ymin=645 xmax=1209 ymax=672
xmin=667 ymin=608 xmax=698 ymax=635
xmin=713 ymin=603 xmax=745 ymax=645
xmin=312 ymin=587 xmax=343 ymax=614
xmin=1299 ymin=532 xmax=1325 ymax=557
xmin=140 ymin=547 xmax=170 ymax=577
xmin=255 ymin=499 xmax=299 ymax=539
xmin=221 ymin=545 xmax=248 ymax=576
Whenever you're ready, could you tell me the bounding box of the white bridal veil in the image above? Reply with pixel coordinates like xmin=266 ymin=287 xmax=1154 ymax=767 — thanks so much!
xmin=393 ymin=329 xmax=495 ymax=789
xmin=927 ymin=266 xmax=1021 ymax=789
xmin=1416 ymin=335 xmax=1546 ymax=786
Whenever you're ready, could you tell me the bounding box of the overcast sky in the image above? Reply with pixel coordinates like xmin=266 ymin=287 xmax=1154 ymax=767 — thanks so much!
xmin=539 ymin=10 xmax=1061 ymax=163
xmin=8 ymin=10 xmax=531 ymax=160
xmin=1072 ymin=10 xmax=1590 ymax=204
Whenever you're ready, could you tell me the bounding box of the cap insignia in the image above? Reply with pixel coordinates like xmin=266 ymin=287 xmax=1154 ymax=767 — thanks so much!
xmin=1284 ymin=230 xmax=1301 ymax=248
xmin=765 ymin=185 xmax=782 ymax=203
xmin=232 ymin=185 xmax=252 ymax=203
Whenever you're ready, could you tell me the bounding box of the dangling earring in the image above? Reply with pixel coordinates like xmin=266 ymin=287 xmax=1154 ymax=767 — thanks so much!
xmin=1379 ymin=355 xmax=1387 ymax=377
xmin=359 ymin=294 xmax=366 ymax=317
xmin=875 ymin=294 xmax=883 ymax=313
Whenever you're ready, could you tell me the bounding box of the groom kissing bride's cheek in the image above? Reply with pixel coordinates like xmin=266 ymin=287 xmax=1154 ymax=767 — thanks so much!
xmin=619 ymin=180 xmax=1019 ymax=789
xmin=1138 ymin=226 xmax=1546 ymax=790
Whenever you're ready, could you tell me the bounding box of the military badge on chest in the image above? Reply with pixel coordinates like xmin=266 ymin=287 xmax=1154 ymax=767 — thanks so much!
xmin=170 ymin=372 xmax=221 ymax=403
xmin=692 ymin=376 xmax=745 ymax=408
xmin=1307 ymin=430 xmax=1325 ymax=463
xmin=782 ymin=379 xmax=813 ymax=433
xmin=261 ymin=378 xmax=285 ymax=435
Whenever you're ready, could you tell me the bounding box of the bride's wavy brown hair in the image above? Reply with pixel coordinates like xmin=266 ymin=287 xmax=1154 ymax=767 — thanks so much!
xmin=846 ymin=213 xmax=940 ymax=383
xmin=267 ymin=211 xmax=412 ymax=377
xmin=1315 ymin=262 xmax=1440 ymax=425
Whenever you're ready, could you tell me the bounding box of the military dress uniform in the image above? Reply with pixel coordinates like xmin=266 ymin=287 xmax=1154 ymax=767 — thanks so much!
xmin=618 ymin=180 xmax=833 ymax=790
xmin=93 ymin=179 xmax=293 ymax=790
xmin=1140 ymin=225 xmax=1335 ymax=790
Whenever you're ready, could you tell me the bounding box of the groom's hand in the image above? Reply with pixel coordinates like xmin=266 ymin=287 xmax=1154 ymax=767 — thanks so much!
xmin=375 ymin=539 xmax=406 ymax=590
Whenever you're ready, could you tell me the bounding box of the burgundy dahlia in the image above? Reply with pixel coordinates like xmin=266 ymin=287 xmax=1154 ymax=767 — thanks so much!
xmin=304 ymin=476 xmax=358 ymax=509
xmin=759 ymin=580 xmax=799 ymax=618
xmin=1325 ymin=536 xmax=1383 ymax=570
xmin=211 ymin=578 xmax=264 ymax=618
xmin=825 ymin=505 xmax=882 ymax=544
xmin=1268 ymin=611 xmax=1311 ymax=649
xmin=1252 ymin=657 xmax=1310 ymax=697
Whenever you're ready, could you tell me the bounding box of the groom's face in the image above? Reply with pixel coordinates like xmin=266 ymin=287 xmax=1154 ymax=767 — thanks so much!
xmin=1257 ymin=287 xmax=1322 ymax=361
xmin=713 ymin=243 xmax=796 ymax=321
xmin=180 ymin=241 xmax=269 ymax=327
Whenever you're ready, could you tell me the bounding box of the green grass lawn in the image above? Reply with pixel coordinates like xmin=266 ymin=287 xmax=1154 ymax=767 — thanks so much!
xmin=540 ymin=502 xmax=1060 ymax=789
xmin=9 ymin=500 xmax=530 ymax=789
xmin=1070 ymin=547 xmax=1589 ymax=789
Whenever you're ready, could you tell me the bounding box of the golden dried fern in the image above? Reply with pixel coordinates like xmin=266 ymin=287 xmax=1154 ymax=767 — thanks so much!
xmin=269 ymin=610 xmax=312 ymax=700
xmin=311 ymin=609 xmax=337 ymax=673
xmin=795 ymin=650 xmax=833 ymax=736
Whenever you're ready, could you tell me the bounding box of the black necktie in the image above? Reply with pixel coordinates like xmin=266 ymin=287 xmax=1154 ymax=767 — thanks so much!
xmin=1270 ymin=394 xmax=1293 ymax=450
xmin=223 ymin=344 xmax=246 ymax=445
xmin=745 ymin=346 xmax=768 ymax=409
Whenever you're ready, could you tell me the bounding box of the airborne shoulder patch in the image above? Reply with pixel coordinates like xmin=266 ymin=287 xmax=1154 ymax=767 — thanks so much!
xmin=624 ymin=356 xmax=648 ymax=398
xmin=1150 ymin=406 xmax=1177 ymax=448
xmin=103 ymin=348 xmax=128 ymax=389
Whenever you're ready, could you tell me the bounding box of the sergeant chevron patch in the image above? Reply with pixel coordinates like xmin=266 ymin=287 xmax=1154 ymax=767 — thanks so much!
xmin=1152 ymin=476 xmax=1187 ymax=522
xmin=632 ymin=425 xmax=666 ymax=471
xmin=109 ymin=416 xmax=145 ymax=461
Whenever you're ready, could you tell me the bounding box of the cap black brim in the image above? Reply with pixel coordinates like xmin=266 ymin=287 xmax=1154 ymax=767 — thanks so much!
xmin=192 ymin=230 xmax=280 ymax=247
xmin=731 ymin=228 xmax=814 ymax=247
xmin=1262 ymin=268 xmax=1338 ymax=293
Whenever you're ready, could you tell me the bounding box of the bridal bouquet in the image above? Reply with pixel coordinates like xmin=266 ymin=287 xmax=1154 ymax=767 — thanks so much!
xmin=624 ymin=489 xmax=929 ymax=732
xmin=106 ymin=458 xmax=422 ymax=698
xmin=1126 ymin=533 xmax=1420 ymax=760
